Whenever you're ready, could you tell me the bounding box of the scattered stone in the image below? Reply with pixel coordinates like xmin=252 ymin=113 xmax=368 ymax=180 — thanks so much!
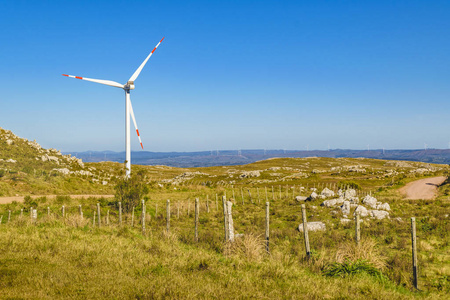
xmin=375 ymin=202 xmax=391 ymax=211
xmin=240 ymin=170 xmax=261 ymax=178
xmin=6 ymin=139 xmax=13 ymax=145
xmin=321 ymin=198 xmax=345 ymax=207
xmin=369 ymin=210 xmax=389 ymax=220
xmin=308 ymin=192 xmax=318 ymax=201
xmin=394 ymin=217 xmax=403 ymax=222
xmin=5 ymin=159 xmax=16 ymax=163
xmin=320 ymin=188 xmax=335 ymax=198
xmin=362 ymin=195 xmax=378 ymax=208
xmin=353 ymin=205 xmax=369 ymax=217
xmin=344 ymin=189 xmax=357 ymax=199
xmin=340 ymin=200 xmax=351 ymax=215
xmin=340 ymin=218 xmax=351 ymax=224
xmin=298 ymin=221 xmax=326 ymax=232
xmin=295 ymin=196 xmax=308 ymax=202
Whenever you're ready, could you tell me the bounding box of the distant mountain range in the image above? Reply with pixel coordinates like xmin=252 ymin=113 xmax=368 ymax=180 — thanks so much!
xmin=64 ymin=149 xmax=450 ymax=168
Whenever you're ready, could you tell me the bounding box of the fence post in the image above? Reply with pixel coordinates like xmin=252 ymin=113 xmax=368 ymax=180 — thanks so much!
xmin=177 ymin=201 xmax=180 ymax=219
xmin=8 ymin=210 xmax=11 ymax=222
xmin=265 ymin=186 xmax=268 ymax=202
xmin=411 ymin=217 xmax=418 ymax=289
xmin=93 ymin=211 xmax=96 ymax=226
xmin=279 ymin=185 xmax=282 ymax=200
xmin=301 ymin=204 xmax=311 ymax=260
xmin=118 ymin=202 xmax=122 ymax=226
xmin=20 ymin=209 xmax=23 ymax=218
xmin=257 ymin=187 xmax=260 ymax=204
xmin=131 ymin=206 xmax=135 ymax=227
xmin=107 ymin=210 xmax=110 ymax=225
xmin=195 ymin=198 xmax=199 ymax=242
xmin=355 ymin=213 xmax=361 ymax=245
xmin=32 ymin=209 xmax=37 ymax=224
xmin=30 ymin=207 xmax=33 ymax=219
xmin=248 ymin=189 xmax=253 ymax=203
xmin=61 ymin=205 xmax=65 ymax=218
xmin=47 ymin=207 xmax=50 ymax=217
xmin=222 ymin=196 xmax=228 ymax=241
xmin=141 ymin=200 xmax=146 ymax=235
xmin=166 ymin=199 xmax=170 ymax=233
xmin=226 ymin=201 xmax=234 ymax=241
xmin=206 ymin=195 xmax=209 ymax=213
xmin=272 ymin=186 xmax=274 ymax=200
xmin=215 ymin=194 xmax=218 ymax=211
xmin=97 ymin=203 xmax=101 ymax=227
xmin=241 ymin=188 xmax=244 ymax=205
xmin=79 ymin=205 xmax=83 ymax=219
xmin=155 ymin=204 xmax=158 ymax=219
xmin=0 ymin=216 xmax=2 ymax=224
xmin=265 ymin=202 xmax=270 ymax=253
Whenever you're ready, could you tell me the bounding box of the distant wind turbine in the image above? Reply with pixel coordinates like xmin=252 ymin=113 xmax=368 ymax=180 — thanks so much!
xmin=63 ymin=37 xmax=165 ymax=177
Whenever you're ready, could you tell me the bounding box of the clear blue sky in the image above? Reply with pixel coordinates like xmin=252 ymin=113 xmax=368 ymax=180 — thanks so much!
xmin=1 ymin=0 xmax=449 ymax=152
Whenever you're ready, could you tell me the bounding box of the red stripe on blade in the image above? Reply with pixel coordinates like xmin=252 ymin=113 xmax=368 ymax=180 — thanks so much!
xmin=160 ymin=37 xmax=165 ymax=43
xmin=75 ymin=76 xmax=83 ymax=79
xmin=136 ymin=129 xmax=140 ymax=136
xmin=151 ymin=47 xmax=157 ymax=54
xmin=62 ymin=74 xmax=69 ymax=77
xmin=140 ymin=143 xmax=143 ymax=149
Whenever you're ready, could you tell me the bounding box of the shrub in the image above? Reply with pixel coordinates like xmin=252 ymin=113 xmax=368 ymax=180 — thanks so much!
xmin=114 ymin=170 xmax=149 ymax=213
xmin=322 ymin=259 xmax=385 ymax=279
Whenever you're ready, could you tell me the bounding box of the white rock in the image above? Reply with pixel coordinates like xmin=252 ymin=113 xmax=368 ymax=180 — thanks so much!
xmin=321 ymin=198 xmax=341 ymax=207
xmin=340 ymin=200 xmax=351 ymax=215
xmin=353 ymin=205 xmax=369 ymax=217
xmin=362 ymin=195 xmax=378 ymax=208
xmin=298 ymin=221 xmax=326 ymax=232
xmin=340 ymin=218 xmax=351 ymax=224
xmin=295 ymin=196 xmax=308 ymax=202
xmin=320 ymin=188 xmax=335 ymax=198
xmin=53 ymin=168 xmax=70 ymax=175
xmin=375 ymin=202 xmax=391 ymax=211
xmin=344 ymin=189 xmax=357 ymax=199
xmin=369 ymin=210 xmax=389 ymax=220
xmin=6 ymin=139 xmax=13 ymax=145
xmin=240 ymin=170 xmax=261 ymax=178
xmin=309 ymin=192 xmax=318 ymax=200
xmin=5 ymin=159 xmax=16 ymax=163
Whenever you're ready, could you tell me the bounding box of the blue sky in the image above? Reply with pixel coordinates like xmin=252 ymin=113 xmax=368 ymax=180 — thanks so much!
xmin=1 ymin=0 xmax=450 ymax=152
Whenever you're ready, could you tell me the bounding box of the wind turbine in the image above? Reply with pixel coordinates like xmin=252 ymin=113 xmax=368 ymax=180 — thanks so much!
xmin=63 ymin=37 xmax=165 ymax=177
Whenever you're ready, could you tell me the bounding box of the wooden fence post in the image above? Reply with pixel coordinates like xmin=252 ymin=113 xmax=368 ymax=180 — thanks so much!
xmin=411 ymin=217 xmax=418 ymax=289
xmin=272 ymin=186 xmax=274 ymax=200
xmin=241 ymin=188 xmax=244 ymax=205
xmin=107 ymin=210 xmax=110 ymax=225
xmin=61 ymin=205 xmax=65 ymax=218
xmin=93 ymin=211 xmax=96 ymax=226
xmin=166 ymin=199 xmax=170 ymax=233
xmin=257 ymin=187 xmax=260 ymax=204
xmin=222 ymin=196 xmax=228 ymax=241
xmin=97 ymin=203 xmax=101 ymax=227
xmin=32 ymin=209 xmax=37 ymax=224
xmin=226 ymin=201 xmax=234 ymax=241
xmin=47 ymin=207 xmax=50 ymax=217
xmin=206 ymin=195 xmax=209 ymax=213
xmin=215 ymin=194 xmax=218 ymax=211
xmin=79 ymin=205 xmax=83 ymax=219
xmin=248 ymin=189 xmax=253 ymax=203
xmin=141 ymin=200 xmax=146 ymax=235
xmin=118 ymin=202 xmax=122 ymax=226
xmin=301 ymin=204 xmax=311 ymax=260
xmin=355 ymin=213 xmax=361 ymax=245
xmin=177 ymin=201 xmax=180 ymax=219
xmin=8 ymin=210 xmax=11 ymax=222
xmin=131 ymin=206 xmax=135 ymax=227
xmin=265 ymin=202 xmax=270 ymax=253
xmin=265 ymin=186 xmax=268 ymax=202
xmin=20 ymin=209 xmax=23 ymax=218
xmin=279 ymin=185 xmax=282 ymax=200
xmin=195 ymin=198 xmax=199 ymax=242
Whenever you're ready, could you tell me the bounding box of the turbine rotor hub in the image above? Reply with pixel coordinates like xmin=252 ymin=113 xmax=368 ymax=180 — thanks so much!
xmin=125 ymin=81 xmax=135 ymax=90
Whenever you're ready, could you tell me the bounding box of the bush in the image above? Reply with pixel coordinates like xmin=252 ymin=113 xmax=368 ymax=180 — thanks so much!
xmin=23 ymin=195 xmax=38 ymax=208
xmin=114 ymin=170 xmax=149 ymax=213
xmin=338 ymin=181 xmax=361 ymax=190
xmin=322 ymin=259 xmax=385 ymax=279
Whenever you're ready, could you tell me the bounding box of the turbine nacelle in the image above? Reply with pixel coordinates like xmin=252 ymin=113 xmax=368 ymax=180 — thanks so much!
xmin=125 ymin=81 xmax=135 ymax=90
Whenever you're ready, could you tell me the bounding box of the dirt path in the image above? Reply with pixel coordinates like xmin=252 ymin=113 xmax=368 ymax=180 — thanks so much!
xmin=0 ymin=194 xmax=114 ymax=204
xmin=399 ymin=176 xmax=446 ymax=200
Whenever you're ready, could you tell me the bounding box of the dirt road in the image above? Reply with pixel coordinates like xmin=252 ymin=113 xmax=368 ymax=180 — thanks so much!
xmin=399 ymin=176 xmax=446 ymax=200
xmin=0 ymin=194 xmax=114 ymax=204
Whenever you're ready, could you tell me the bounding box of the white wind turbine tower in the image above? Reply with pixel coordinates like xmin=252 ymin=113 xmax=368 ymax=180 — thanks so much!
xmin=63 ymin=37 xmax=165 ymax=177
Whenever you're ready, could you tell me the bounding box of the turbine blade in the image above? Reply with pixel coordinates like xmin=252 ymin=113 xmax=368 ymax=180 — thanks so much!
xmin=129 ymin=98 xmax=144 ymax=150
xmin=62 ymin=74 xmax=124 ymax=88
xmin=128 ymin=37 xmax=165 ymax=82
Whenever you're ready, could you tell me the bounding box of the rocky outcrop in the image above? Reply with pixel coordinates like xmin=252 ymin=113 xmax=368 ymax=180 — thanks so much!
xmin=298 ymin=221 xmax=326 ymax=232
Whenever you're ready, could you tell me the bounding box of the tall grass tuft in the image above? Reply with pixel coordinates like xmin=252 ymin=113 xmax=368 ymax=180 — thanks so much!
xmin=335 ymin=238 xmax=386 ymax=270
xmin=224 ymin=233 xmax=266 ymax=262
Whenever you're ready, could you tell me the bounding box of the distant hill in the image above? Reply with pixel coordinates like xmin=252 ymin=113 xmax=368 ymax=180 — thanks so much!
xmin=65 ymin=148 xmax=450 ymax=168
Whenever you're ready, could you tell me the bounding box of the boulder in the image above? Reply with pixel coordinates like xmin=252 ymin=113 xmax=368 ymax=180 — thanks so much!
xmin=320 ymin=188 xmax=335 ymax=198
xmin=6 ymin=139 xmax=13 ymax=145
xmin=340 ymin=200 xmax=351 ymax=215
xmin=298 ymin=221 xmax=326 ymax=232
xmin=375 ymin=202 xmax=391 ymax=211
xmin=340 ymin=218 xmax=351 ymax=224
xmin=344 ymin=189 xmax=357 ymax=199
xmin=321 ymin=198 xmax=344 ymax=207
xmin=295 ymin=196 xmax=308 ymax=202
xmin=369 ymin=210 xmax=389 ymax=220
xmin=353 ymin=205 xmax=369 ymax=217
xmin=308 ymin=192 xmax=318 ymax=201
xmin=362 ymin=195 xmax=378 ymax=208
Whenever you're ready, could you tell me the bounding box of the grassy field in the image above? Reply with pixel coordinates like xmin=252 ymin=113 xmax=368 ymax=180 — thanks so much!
xmin=1 ymin=157 xmax=449 ymax=299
